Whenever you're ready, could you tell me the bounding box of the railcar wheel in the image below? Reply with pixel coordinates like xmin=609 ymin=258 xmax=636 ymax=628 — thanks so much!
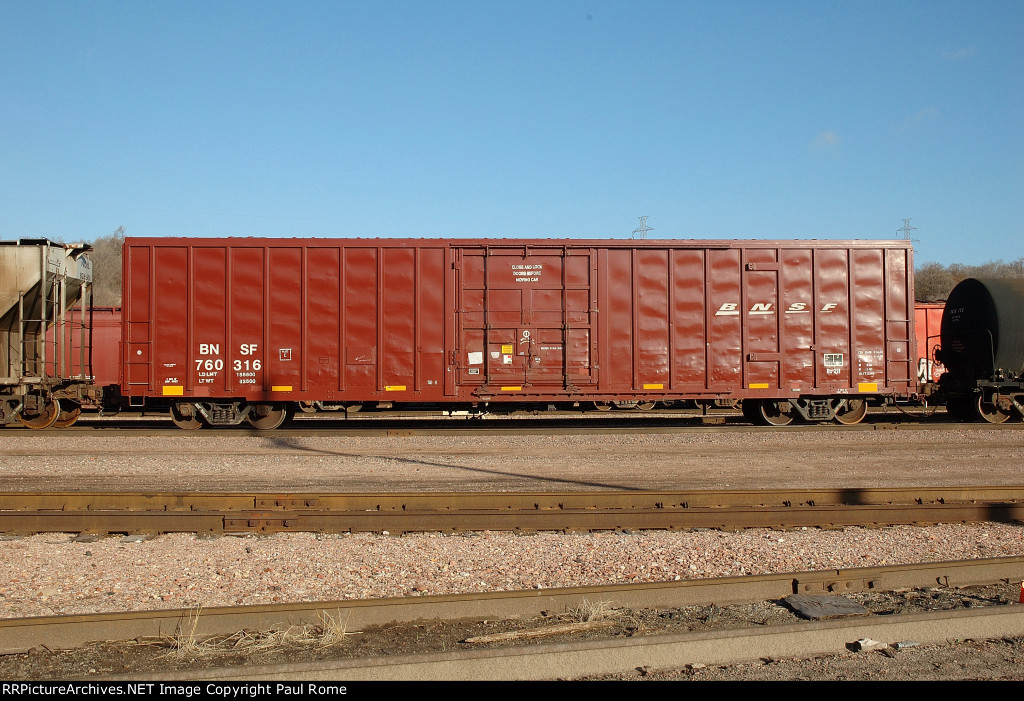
xmin=247 ymin=404 xmax=290 ymax=430
xmin=977 ymin=394 xmax=1011 ymax=424
xmin=170 ymin=403 xmax=203 ymax=430
xmin=758 ymin=399 xmax=794 ymax=426
xmin=51 ymin=403 xmax=82 ymax=428
xmin=634 ymin=401 xmax=656 ymax=411
xmin=591 ymin=402 xmax=614 ymax=412
xmin=18 ymin=398 xmax=61 ymax=430
xmin=834 ymin=399 xmax=868 ymax=425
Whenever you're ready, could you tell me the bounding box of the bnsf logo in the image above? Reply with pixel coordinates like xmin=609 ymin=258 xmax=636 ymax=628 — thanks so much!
xmin=714 ymin=303 xmax=839 ymax=316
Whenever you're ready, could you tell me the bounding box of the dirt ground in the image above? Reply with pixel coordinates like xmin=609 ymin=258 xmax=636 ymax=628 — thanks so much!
xmin=2 ymin=421 xmax=1023 ymax=493
xmin=3 ymin=583 xmax=1022 ymax=681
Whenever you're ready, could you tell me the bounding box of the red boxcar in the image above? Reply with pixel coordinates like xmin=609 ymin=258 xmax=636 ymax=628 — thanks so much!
xmin=121 ymin=238 xmax=917 ymax=428
xmin=914 ymin=302 xmax=946 ymax=386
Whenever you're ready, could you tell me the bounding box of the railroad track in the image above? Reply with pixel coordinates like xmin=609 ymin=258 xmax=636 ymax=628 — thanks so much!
xmin=8 ymin=411 xmax=1020 ymax=438
xmin=2 ymin=557 xmax=1022 ymax=680
xmin=3 ymin=402 xmax=992 ymax=427
xmin=2 ymin=487 xmax=1022 ymax=535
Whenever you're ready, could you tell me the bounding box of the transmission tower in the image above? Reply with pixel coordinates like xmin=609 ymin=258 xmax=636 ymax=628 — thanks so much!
xmin=898 ymin=218 xmax=918 ymax=242
xmin=632 ymin=216 xmax=653 ymax=240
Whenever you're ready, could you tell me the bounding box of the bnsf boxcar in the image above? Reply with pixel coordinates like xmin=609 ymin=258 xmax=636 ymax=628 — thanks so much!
xmin=120 ymin=238 xmax=917 ymax=429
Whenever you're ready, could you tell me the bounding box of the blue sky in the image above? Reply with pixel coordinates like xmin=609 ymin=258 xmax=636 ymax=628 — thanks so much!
xmin=1 ymin=1 xmax=1020 ymax=266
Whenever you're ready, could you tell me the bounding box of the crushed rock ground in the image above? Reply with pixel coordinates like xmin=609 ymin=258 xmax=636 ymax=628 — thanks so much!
xmin=2 ymin=583 xmax=1023 ymax=681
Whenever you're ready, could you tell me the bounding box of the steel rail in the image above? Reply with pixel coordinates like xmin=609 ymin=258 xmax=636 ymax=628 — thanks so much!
xmin=124 ymin=605 xmax=1024 ymax=682
xmin=0 ymin=487 xmax=1022 ymax=535
xmin=10 ymin=412 xmax=1024 ymax=436
xmin=1 ymin=557 xmax=1022 ymax=659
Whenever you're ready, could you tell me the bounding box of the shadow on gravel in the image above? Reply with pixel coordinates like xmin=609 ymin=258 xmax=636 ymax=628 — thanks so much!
xmin=261 ymin=436 xmax=644 ymax=491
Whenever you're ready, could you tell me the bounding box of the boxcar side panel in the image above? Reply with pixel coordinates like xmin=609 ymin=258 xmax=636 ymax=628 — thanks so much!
xmin=154 ymin=246 xmax=189 ymax=398
xmin=306 ymin=247 xmax=341 ymax=394
xmin=779 ymin=248 xmax=815 ymax=390
xmin=418 ymin=247 xmax=447 ymax=397
xmin=229 ymin=246 xmax=266 ymax=396
xmin=267 ymin=246 xmax=301 ymax=395
xmin=124 ymin=245 xmax=151 ymax=394
xmin=634 ymin=248 xmax=670 ymax=391
xmin=884 ymin=247 xmax=914 ymax=393
xmin=743 ymin=247 xmax=782 ymax=391
xmin=670 ymin=249 xmax=707 ymax=391
xmin=192 ymin=246 xmax=227 ymax=397
xmin=382 ymin=246 xmax=416 ymax=394
xmin=812 ymin=248 xmax=852 ymax=392
xmin=707 ymin=249 xmax=742 ymax=390
xmin=343 ymin=247 xmax=377 ymax=392
xmin=121 ymin=238 xmax=917 ymax=407
xmin=601 ymin=248 xmax=633 ymax=391
xmin=851 ymin=248 xmax=886 ymax=391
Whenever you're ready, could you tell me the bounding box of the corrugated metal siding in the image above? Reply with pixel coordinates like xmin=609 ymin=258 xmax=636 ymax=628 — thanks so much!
xmin=121 ymin=238 xmax=916 ymax=403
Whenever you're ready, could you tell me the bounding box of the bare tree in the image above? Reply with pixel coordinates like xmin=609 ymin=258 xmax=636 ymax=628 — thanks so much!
xmin=89 ymin=226 xmax=125 ymax=306
xmin=915 ymin=258 xmax=1024 ymax=301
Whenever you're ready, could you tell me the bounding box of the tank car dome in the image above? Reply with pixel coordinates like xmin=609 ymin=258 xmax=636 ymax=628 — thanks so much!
xmin=940 ymin=278 xmax=1024 ymax=379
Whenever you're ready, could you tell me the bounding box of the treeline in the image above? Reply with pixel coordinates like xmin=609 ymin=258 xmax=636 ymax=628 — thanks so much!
xmin=914 ymin=259 xmax=1024 ymax=301
xmin=88 ymin=227 xmax=124 ymax=306
xmin=83 ymin=228 xmax=1022 ymax=305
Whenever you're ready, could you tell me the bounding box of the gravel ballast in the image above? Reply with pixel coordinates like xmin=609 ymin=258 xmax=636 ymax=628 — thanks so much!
xmin=2 ymin=524 xmax=1022 ymax=619
xmin=1 ymin=424 xmax=1022 ymax=621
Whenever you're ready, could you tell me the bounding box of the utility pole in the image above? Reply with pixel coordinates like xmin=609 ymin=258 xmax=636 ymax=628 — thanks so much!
xmin=632 ymin=216 xmax=653 ymax=240
xmin=898 ymin=218 xmax=918 ymax=242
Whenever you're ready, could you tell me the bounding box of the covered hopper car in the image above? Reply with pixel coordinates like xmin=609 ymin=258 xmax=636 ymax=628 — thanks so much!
xmin=1 ymin=239 xmax=94 ymax=428
xmin=115 ymin=237 xmax=919 ymax=429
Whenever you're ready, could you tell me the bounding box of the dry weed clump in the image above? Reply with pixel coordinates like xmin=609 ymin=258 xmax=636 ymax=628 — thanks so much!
xmin=562 ymin=598 xmax=622 ymax=623
xmin=161 ymin=607 xmax=359 ymax=660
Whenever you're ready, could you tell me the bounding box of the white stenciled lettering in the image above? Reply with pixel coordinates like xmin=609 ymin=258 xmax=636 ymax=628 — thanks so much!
xmin=512 ymin=263 xmax=544 ymax=282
